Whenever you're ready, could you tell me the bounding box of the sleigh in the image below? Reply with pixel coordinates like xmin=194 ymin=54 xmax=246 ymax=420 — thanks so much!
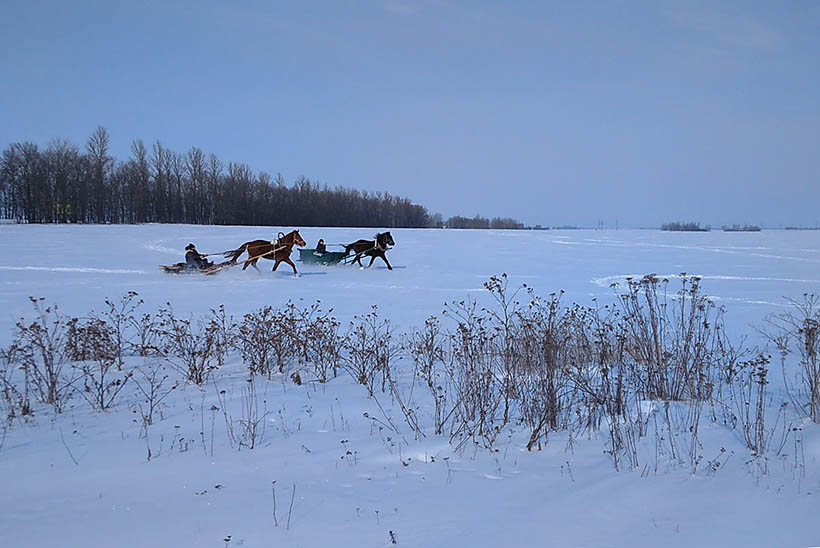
xmin=159 ymin=261 xmax=234 ymax=276
xmin=298 ymin=248 xmax=348 ymax=266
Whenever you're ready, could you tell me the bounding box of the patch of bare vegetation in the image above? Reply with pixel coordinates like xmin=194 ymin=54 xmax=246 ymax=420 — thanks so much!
xmin=0 ymin=280 xmax=815 ymax=480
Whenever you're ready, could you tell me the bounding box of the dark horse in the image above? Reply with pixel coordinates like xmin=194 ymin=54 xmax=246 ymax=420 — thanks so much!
xmin=344 ymin=231 xmax=395 ymax=270
xmin=224 ymin=230 xmax=307 ymax=274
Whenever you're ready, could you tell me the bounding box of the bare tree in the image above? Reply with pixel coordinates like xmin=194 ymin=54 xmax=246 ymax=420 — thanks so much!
xmin=86 ymin=126 xmax=112 ymax=223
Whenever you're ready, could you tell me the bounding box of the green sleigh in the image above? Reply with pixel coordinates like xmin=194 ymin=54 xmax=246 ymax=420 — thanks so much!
xmin=298 ymin=248 xmax=348 ymax=266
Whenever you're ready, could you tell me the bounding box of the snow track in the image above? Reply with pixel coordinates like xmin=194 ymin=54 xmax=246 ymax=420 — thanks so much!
xmin=591 ymin=273 xmax=820 ymax=288
xmin=0 ymin=266 xmax=146 ymax=274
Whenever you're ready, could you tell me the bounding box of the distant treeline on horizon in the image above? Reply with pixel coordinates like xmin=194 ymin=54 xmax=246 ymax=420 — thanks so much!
xmin=660 ymin=221 xmax=711 ymax=232
xmin=0 ymin=127 xmax=525 ymax=229
xmin=660 ymin=222 xmax=769 ymax=232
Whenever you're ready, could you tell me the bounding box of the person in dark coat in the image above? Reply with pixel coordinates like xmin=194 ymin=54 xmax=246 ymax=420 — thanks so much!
xmin=185 ymin=243 xmax=213 ymax=269
xmin=314 ymin=239 xmax=327 ymax=255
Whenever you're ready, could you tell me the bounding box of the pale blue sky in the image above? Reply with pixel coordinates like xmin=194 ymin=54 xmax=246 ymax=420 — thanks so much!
xmin=1 ymin=1 xmax=818 ymax=227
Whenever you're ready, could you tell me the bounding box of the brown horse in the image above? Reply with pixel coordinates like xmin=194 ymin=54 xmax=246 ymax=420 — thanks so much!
xmin=344 ymin=231 xmax=395 ymax=270
xmin=223 ymin=230 xmax=307 ymax=274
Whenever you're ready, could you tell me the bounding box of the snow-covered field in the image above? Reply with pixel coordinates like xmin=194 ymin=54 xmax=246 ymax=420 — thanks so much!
xmin=1 ymin=224 xmax=819 ymax=547
xmin=2 ymin=224 xmax=820 ymax=340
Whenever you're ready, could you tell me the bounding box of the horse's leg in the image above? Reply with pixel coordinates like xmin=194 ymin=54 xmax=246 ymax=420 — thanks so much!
xmin=241 ymin=247 xmax=256 ymax=270
xmin=272 ymin=259 xmax=280 ymax=271
xmin=283 ymin=257 xmax=298 ymax=276
xmin=367 ymin=254 xmax=376 ymax=268
xmin=380 ymin=252 xmax=393 ymax=270
xmin=249 ymin=248 xmax=261 ymax=271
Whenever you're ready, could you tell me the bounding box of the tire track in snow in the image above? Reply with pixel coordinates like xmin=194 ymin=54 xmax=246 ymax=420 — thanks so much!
xmin=577 ymin=238 xmax=820 ymax=263
xmin=591 ymin=274 xmax=820 ymax=288
xmin=591 ymin=273 xmax=818 ymax=307
xmin=0 ymin=266 xmax=146 ymax=274
xmin=142 ymin=240 xmax=178 ymax=255
xmin=709 ymin=296 xmax=789 ymax=307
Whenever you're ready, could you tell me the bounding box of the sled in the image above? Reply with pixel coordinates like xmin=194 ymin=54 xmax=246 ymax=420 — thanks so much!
xmin=159 ymin=261 xmax=234 ymax=275
xmin=298 ymin=248 xmax=348 ymax=266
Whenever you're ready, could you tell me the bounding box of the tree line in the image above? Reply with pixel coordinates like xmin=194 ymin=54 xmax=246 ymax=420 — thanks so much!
xmin=445 ymin=215 xmax=525 ymax=229
xmin=0 ymin=127 xmax=445 ymax=228
xmin=660 ymin=221 xmax=710 ymax=232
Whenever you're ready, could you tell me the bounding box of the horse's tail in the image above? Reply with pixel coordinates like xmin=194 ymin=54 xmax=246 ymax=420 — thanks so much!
xmin=343 ymin=243 xmax=354 ymax=257
xmin=223 ymin=243 xmax=248 ymax=264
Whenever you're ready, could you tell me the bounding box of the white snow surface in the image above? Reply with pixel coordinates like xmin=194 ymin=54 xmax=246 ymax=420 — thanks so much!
xmin=0 ymin=224 xmax=819 ymax=547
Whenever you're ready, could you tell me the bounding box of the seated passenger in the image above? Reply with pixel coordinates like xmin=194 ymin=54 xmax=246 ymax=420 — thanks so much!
xmin=185 ymin=243 xmax=214 ymax=269
xmin=315 ymin=239 xmax=327 ymax=255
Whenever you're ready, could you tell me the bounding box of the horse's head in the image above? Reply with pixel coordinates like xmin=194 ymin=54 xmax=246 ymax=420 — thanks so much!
xmin=292 ymin=230 xmax=307 ymax=247
xmin=378 ymin=231 xmax=395 ymax=248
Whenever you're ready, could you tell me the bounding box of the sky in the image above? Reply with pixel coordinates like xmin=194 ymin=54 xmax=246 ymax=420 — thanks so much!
xmin=1 ymin=0 xmax=819 ymax=228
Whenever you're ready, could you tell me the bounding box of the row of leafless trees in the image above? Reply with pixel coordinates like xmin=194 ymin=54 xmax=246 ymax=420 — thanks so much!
xmin=0 ymin=127 xmax=433 ymax=227
xmin=2 ymin=280 xmax=818 ymax=471
xmin=445 ymin=215 xmax=525 ymax=229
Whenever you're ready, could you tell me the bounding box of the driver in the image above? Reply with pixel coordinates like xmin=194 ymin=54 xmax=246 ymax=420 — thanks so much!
xmin=185 ymin=243 xmax=214 ymax=269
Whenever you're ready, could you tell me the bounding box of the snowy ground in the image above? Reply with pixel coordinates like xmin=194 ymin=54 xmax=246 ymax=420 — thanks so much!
xmin=0 ymin=224 xmax=819 ymax=547
xmin=2 ymin=224 xmax=820 ymax=342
